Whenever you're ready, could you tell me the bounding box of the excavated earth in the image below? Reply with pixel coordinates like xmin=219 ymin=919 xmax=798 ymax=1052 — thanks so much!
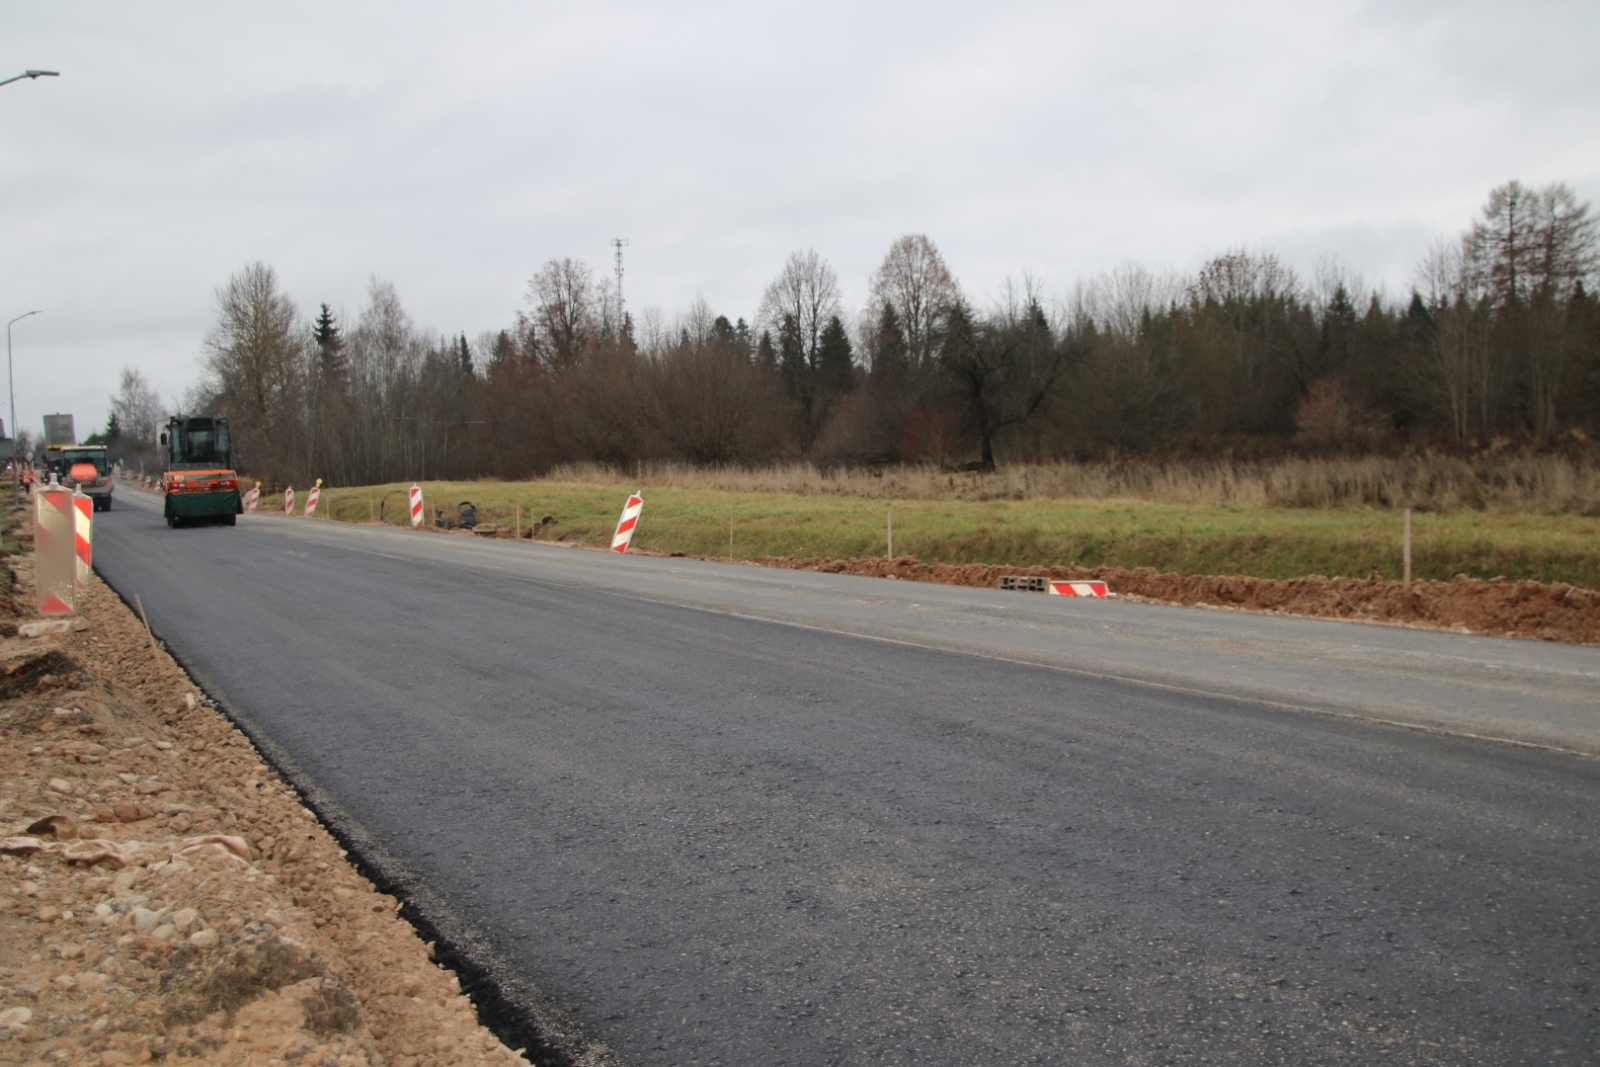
xmin=0 ymin=496 xmax=561 ymax=1067
xmin=377 ymin=498 xmax=1600 ymax=646
xmin=738 ymin=554 xmax=1600 ymax=645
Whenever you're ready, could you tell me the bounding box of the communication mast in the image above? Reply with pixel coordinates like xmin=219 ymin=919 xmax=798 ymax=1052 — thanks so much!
xmin=611 ymin=238 xmax=629 ymax=330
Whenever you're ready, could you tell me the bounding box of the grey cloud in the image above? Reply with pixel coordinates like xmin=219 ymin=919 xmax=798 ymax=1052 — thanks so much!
xmin=1 ymin=0 xmax=1596 ymax=436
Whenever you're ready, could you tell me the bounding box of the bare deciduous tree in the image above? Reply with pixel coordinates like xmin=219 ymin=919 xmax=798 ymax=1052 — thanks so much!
xmin=866 ymin=235 xmax=960 ymax=370
xmin=1414 ymin=240 xmax=1489 ymax=441
xmin=757 ymin=249 xmax=841 ymax=367
xmin=110 ymin=367 xmax=163 ymax=451
xmin=199 ymin=262 xmax=305 ymax=481
xmin=1190 ymin=248 xmax=1299 ymax=307
xmin=527 ymin=258 xmax=601 ymax=369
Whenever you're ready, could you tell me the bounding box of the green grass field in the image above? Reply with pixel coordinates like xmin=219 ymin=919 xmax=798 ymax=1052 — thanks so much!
xmin=284 ymin=478 xmax=1600 ymax=590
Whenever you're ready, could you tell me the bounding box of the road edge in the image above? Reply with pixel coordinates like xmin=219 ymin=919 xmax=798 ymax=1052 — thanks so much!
xmin=93 ymin=568 xmax=625 ymax=1067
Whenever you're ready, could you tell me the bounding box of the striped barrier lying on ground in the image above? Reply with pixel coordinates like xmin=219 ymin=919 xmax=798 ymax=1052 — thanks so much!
xmin=999 ymin=575 xmax=1114 ymax=597
xmin=1048 ymin=580 xmax=1112 ymax=597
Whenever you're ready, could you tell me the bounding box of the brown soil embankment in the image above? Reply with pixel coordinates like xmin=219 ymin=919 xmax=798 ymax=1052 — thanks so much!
xmin=746 ymin=555 xmax=1600 ymax=646
xmin=328 ymin=499 xmax=1600 ymax=644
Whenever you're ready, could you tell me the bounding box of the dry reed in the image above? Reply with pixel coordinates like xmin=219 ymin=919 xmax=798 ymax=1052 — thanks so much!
xmin=540 ymin=454 xmax=1600 ymax=513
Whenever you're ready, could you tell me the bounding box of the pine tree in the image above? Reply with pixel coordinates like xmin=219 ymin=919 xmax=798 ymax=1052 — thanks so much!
xmin=312 ymin=303 xmax=346 ymax=382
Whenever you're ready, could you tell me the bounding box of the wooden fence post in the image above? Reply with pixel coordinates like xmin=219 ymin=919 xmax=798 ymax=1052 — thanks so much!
xmin=1403 ymin=507 xmax=1413 ymax=587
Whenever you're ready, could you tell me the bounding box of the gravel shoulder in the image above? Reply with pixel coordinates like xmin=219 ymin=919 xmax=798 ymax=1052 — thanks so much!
xmin=0 ymin=493 xmax=560 ymax=1067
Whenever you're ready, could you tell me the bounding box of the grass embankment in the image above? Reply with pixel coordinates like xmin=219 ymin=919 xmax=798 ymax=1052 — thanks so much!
xmin=289 ymin=478 xmax=1600 ymax=591
xmin=0 ymin=481 xmax=17 ymax=599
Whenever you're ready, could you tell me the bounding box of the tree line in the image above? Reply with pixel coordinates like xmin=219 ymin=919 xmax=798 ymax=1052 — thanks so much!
xmin=164 ymin=179 xmax=1599 ymax=487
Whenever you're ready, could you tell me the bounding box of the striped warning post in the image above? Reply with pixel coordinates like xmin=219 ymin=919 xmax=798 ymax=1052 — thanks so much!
xmin=34 ymin=480 xmax=75 ymax=615
xmin=1048 ymin=580 xmax=1112 ymax=597
xmin=610 ymin=492 xmax=643 ymax=553
xmin=243 ymin=487 xmax=260 ymax=512
xmin=72 ymin=487 xmax=92 ymax=594
xmin=305 ymin=482 xmax=321 ymax=517
xmin=409 ymin=485 xmax=424 ymax=527
xmin=284 ymin=487 xmax=295 ymax=515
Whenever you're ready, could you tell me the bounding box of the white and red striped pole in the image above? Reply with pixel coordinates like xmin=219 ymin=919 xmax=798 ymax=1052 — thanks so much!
xmin=284 ymin=487 xmax=295 ymax=515
xmin=71 ymin=486 xmax=92 ymax=594
xmin=409 ymin=485 xmax=424 ymax=527
xmin=305 ymin=479 xmax=321 ymax=517
xmin=610 ymin=491 xmax=643 ymax=554
xmin=243 ymin=486 xmax=260 ymax=512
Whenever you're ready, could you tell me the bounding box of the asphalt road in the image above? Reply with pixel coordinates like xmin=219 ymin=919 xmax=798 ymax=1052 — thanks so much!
xmin=93 ymin=488 xmax=1600 ymax=1065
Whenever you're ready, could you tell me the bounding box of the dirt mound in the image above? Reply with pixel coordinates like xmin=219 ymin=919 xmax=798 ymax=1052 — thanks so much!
xmin=748 ymin=555 xmax=1600 ymax=645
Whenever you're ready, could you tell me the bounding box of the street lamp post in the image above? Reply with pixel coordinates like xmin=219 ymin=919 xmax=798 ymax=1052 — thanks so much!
xmin=0 ymin=71 xmax=59 ymax=89
xmin=3 ymin=70 xmax=57 ymax=477
xmin=8 ymin=310 xmax=41 ymax=454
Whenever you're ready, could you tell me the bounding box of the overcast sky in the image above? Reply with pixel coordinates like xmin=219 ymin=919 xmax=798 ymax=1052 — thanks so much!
xmin=3 ymin=1 xmax=1597 ymax=440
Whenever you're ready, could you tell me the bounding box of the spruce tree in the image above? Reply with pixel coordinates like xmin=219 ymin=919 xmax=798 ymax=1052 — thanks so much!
xmin=312 ymin=303 xmax=346 ymax=382
xmin=778 ymin=313 xmax=806 ymax=397
xmin=872 ymin=303 xmax=909 ymax=378
xmin=818 ymin=315 xmax=854 ymax=394
xmin=488 ymin=330 xmax=516 ymax=365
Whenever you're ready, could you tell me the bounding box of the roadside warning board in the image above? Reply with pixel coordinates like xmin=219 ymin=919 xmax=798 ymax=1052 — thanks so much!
xmin=1048 ymin=581 xmax=1111 ymax=597
xmin=611 ymin=492 xmax=643 ymax=553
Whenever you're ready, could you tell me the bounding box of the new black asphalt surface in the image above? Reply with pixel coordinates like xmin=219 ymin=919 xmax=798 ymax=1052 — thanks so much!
xmin=92 ymin=489 xmax=1600 ymax=1065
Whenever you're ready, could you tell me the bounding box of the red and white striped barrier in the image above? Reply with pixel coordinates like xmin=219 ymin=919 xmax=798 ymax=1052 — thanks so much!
xmin=1048 ymin=580 xmax=1112 ymax=598
xmin=610 ymin=492 xmax=643 ymax=553
xmin=34 ymin=479 xmax=75 ymax=615
xmin=243 ymin=487 xmax=260 ymax=512
xmin=305 ymin=483 xmax=321 ymax=517
xmin=409 ymin=485 xmax=424 ymax=527
xmin=72 ymin=487 xmax=92 ymax=594
xmin=284 ymin=487 xmax=295 ymax=515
